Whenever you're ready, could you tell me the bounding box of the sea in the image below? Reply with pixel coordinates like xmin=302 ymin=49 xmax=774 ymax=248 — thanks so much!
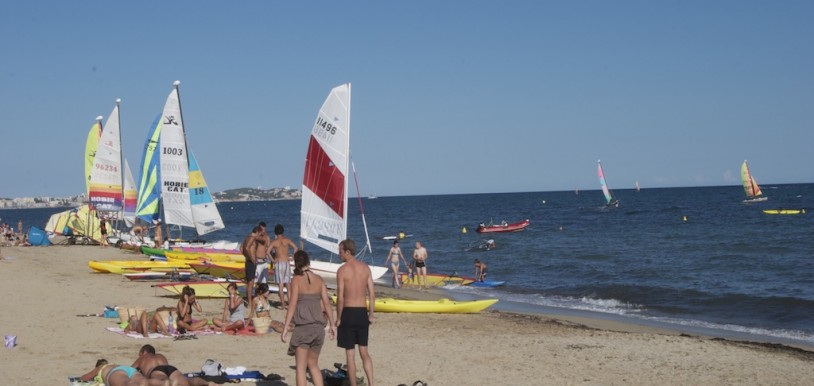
xmin=4 ymin=183 xmax=814 ymax=349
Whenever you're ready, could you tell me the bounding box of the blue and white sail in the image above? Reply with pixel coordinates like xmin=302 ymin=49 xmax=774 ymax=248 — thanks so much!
xmin=188 ymin=151 xmax=224 ymax=235
xmin=136 ymin=115 xmax=162 ymax=223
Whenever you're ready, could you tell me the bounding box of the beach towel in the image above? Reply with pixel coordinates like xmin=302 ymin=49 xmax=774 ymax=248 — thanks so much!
xmin=105 ymin=326 xmax=217 ymax=339
xmin=67 ymin=376 xmax=98 ymax=386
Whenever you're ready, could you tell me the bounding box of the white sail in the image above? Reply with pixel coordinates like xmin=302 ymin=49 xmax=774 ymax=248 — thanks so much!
xmin=299 ymin=84 xmax=387 ymax=281
xmin=159 ymin=86 xmax=194 ymax=228
xmin=300 ymin=83 xmax=351 ymax=255
xmin=89 ymin=103 xmax=123 ymax=212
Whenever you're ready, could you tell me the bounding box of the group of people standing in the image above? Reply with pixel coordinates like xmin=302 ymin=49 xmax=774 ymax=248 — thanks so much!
xmin=241 ymin=222 xmax=298 ymax=312
xmin=384 ymin=240 xmax=429 ymax=289
xmin=279 ymin=239 xmax=375 ymax=386
xmin=240 ymin=222 xmax=375 ymax=386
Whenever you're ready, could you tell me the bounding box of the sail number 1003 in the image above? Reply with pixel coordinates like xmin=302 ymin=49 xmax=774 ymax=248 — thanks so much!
xmin=163 ymin=147 xmax=184 ymax=156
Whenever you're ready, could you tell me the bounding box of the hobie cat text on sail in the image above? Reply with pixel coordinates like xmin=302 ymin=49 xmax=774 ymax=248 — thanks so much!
xmin=164 ymin=181 xmax=188 ymax=193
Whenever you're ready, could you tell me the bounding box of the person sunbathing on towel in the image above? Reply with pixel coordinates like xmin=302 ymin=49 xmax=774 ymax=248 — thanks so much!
xmin=132 ymin=344 xmax=216 ymax=386
xmin=246 ymin=283 xmax=288 ymax=334
xmin=212 ymin=282 xmax=246 ymax=333
xmin=177 ymin=286 xmax=208 ymax=332
xmin=124 ymin=306 xmax=176 ymax=337
xmin=79 ymin=358 xmax=148 ymax=386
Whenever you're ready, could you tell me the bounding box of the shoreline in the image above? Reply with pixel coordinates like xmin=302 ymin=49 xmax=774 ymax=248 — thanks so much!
xmin=374 ymin=283 xmax=814 ymax=352
xmin=1 ymin=245 xmax=813 ymax=385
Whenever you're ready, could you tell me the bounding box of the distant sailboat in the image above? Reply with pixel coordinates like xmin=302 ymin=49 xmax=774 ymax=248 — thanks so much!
xmin=741 ymin=160 xmax=767 ymax=203
xmin=635 ymin=181 xmax=640 ymax=192
xmin=597 ymin=160 xmax=619 ymax=208
xmin=300 ymin=83 xmax=387 ymax=281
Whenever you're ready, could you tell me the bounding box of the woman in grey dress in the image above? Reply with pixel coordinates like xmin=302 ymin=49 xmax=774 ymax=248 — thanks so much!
xmin=281 ymin=250 xmax=336 ymax=386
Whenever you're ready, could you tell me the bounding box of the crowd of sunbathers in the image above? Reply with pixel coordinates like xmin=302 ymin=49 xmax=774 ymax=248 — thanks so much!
xmin=78 ymin=344 xmax=231 ymax=386
xmin=122 ymin=284 xmax=288 ymax=338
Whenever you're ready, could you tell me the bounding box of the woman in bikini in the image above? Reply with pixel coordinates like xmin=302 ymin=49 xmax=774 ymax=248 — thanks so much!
xmin=79 ymin=359 xmax=148 ymax=386
xmin=282 ymin=250 xmax=336 ymax=386
xmin=384 ymin=240 xmax=408 ymax=288
xmin=248 ymin=283 xmax=272 ymax=319
xmin=212 ymin=282 xmax=246 ymax=333
xmin=176 ymin=286 xmax=208 ymax=333
xmin=247 ymin=283 xmax=287 ymax=334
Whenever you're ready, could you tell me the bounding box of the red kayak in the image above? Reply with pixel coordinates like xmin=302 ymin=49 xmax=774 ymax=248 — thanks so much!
xmin=476 ymin=219 xmax=530 ymax=233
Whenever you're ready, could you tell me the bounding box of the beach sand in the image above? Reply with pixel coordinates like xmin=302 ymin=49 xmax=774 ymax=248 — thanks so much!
xmin=1 ymin=245 xmax=813 ymax=385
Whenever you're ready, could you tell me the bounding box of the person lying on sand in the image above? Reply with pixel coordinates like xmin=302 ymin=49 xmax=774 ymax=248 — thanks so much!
xmin=124 ymin=306 xmax=176 ymax=337
xmin=79 ymin=358 xmax=148 ymax=386
xmin=132 ymin=344 xmax=221 ymax=386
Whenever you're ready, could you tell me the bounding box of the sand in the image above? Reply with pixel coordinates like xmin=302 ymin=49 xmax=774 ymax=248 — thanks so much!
xmin=1 ymin=245 xmax=813 ymax=385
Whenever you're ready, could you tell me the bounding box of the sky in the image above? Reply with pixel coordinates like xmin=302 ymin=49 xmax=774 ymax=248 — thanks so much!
xmin=1 ymin=1 xmax=812 ymax=198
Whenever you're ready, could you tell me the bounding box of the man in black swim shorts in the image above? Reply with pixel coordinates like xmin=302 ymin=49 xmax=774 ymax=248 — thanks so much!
xmin=335 ymin=239 xmax=375 ymax=386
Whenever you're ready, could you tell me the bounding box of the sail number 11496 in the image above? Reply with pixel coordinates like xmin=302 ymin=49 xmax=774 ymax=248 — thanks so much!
xmin=315 ymin=118 xmax=337 ymax=139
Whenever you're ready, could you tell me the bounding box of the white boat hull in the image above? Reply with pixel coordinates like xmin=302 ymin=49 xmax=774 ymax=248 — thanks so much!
xmin=294 ymin=260 xmax=388 ymax=281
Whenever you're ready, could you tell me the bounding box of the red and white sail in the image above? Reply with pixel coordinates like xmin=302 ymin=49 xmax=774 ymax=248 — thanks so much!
xmin=301 ymin=83 xmax=351 ymax=255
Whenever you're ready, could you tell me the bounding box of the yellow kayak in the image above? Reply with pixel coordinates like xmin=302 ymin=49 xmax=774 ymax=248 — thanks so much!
xmin=332 ymin=296 xmax=497 ymax=313
xmin=164 ymin=250 xmax=245 ymax=263
xmin=88 ymin=260 xmax=191 ymax=274
xmin=189 ymin=261 xmax=247 ymax=280
xmin=155 ymin=280 xmax=246 ymax=298
xmin=399 ymin=273 xmax=476 ymax=287
xmin=763 ymin=209 xmax=805 ymax=215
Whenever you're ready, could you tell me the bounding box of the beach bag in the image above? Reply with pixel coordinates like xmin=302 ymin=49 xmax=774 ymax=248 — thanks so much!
xmin=202 ymin=359 xmax=223 ymax=376
xmin=252 ymin=316 xmax=271 ymax=334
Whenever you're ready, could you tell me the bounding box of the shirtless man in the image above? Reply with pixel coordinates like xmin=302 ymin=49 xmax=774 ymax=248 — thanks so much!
xmin=153 ymin=219 xmax=163 ymax=248
xmin=336 ymin=239 xmax=375 ymax=386
xmin=254 ymin=223 xmax=272 ymax=285
xmin=269 ymin=224 xmax=298 ymax=310
xmin=242 ymin=226 xmax=261 ymax=310
xmin=413 ymin=241 xmax=429 ymax=290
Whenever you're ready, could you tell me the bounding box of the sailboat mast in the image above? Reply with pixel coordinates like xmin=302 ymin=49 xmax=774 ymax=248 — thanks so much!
xmin=115 ymin=98 xmax=125 ymax=226
xmin=344 ymin=83 xmax=351 ymax=244
xmin=352 ymin=161 xmax=373 ymax=255
xmin=173 ymin=80 xmax=194 ymax=240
